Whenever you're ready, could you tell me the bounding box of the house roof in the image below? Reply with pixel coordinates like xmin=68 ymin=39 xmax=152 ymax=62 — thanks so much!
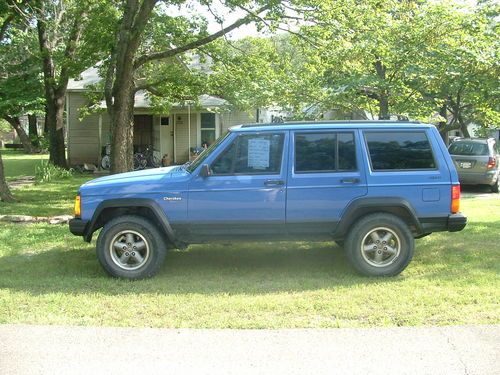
xmin=67 ymin=65 xmax=227 ymax=108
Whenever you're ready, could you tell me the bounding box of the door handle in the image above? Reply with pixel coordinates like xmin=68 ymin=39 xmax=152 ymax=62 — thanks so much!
xmin=264 ymin=179 xmax=285 ymax=186
xmin=341 ymin=178 xmax=360 ymax=184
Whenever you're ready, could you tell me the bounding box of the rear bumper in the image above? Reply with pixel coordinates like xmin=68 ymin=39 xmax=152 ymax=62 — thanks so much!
xmin=69 ymin=218 xmax=89 ymax=237
xmin=447 ymin=213 xmax=467 ymax=232
xmin=458 ymin=171 xmax=498 ymax=186
xmin=420 ymin=213 xmax=467 ymax=234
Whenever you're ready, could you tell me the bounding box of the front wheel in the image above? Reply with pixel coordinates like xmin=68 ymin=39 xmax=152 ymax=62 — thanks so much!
xmin=345 ymin=213 xmax=414 ymax=277
xmin=96 ymin=215 xmax=167 ymax=279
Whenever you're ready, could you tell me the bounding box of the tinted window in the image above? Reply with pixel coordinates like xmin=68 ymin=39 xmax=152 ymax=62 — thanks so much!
xmin=448 ymin=141 xmax=489 ymax=156
xmin=365 ymin=131 xmax=435 ymax=170
xmin=295 ymin=132 xmax=356 ymax=172
xmin=211 ymin=133 xmax=284 ymax=175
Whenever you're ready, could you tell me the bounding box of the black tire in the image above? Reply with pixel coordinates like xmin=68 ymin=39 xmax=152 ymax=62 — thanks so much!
xmin=491 ymin=178 xmax=499 ymax=193
xmin=334 ymin=240 xmax=344 ymax=248
xmin=96 ymin=215 xmax=167 ymax=279
xmin=345 ymin=213 xmax=414 ymax=277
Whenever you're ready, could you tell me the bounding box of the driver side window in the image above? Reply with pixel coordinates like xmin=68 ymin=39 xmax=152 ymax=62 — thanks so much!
xmin=211 ymin=133 xmax=285 ymax=175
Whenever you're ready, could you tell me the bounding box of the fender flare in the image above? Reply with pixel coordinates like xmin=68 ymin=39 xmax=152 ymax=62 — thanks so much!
xmin=84 ymin=198 xmax=176 ymax=245
xmin=334 ymin=197 xmax=423 ymax=238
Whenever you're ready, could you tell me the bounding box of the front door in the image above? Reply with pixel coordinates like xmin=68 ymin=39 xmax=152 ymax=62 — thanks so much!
xmin=133 ymin=115 xmax=153 ymax=152
xmin=187 ymin=131 xmax=289 ymax=241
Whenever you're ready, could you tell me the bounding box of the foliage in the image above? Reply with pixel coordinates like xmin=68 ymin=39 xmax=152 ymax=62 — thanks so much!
xmin=35 ymin=160 xmax=73 ymax=183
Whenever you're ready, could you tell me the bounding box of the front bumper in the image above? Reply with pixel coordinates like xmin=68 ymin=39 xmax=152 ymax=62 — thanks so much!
xmin=69 ymin=218 xmax=89 ymax=236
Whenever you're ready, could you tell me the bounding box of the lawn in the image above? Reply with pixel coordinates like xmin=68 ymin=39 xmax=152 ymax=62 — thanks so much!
xmin=0 ymin=176 xmax=498 ymax=328
xmin=1 ymin=149 xmax=48 ymax=180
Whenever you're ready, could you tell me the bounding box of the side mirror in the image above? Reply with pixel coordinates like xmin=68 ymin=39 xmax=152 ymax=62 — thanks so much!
xmin=199 ymin=164 xmax=211 ymax=178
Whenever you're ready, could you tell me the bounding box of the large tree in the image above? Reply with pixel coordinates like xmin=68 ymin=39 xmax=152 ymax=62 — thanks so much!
xmin=0 ymin=0 xmax=18 ymax=202
xmin=5 ymin=0 xmax=115 ymax=167
xmin=412 ymin=0 xmax=499 ymax=139
xmin=0 ymin=24 xmax=44 ymax=154
xmin=103 ymin=0 xmax=283 ymax=173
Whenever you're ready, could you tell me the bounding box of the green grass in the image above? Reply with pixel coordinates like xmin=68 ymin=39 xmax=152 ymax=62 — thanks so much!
xmin=0 ymin=184 xmax=498 ymax=328
xmin=1 ymin=149 xmax=48 ymax=180
xmin=0 ymin=175 xmax=91 ymax=216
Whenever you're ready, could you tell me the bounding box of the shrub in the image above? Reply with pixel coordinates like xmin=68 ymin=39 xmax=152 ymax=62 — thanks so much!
xmin=35 ymin=160 xmax=73 ymax=183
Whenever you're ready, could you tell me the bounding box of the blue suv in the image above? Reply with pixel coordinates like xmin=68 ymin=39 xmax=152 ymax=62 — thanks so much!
xmin=69 ymin=121 xmax=467 ymax=279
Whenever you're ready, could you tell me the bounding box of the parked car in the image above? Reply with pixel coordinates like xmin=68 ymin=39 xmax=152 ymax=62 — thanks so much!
xmin=69 ymin=121 xmax=467 ymax=279
xmin=448 ymin=138 xmax=499 ymax=193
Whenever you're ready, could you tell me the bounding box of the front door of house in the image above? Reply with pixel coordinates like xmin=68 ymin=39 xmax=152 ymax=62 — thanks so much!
xmin=133 ymin=115 xmax=153 ymax=152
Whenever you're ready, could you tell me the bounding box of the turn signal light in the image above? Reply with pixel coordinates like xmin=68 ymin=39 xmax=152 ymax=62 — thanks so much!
xmin=451 ymin=185 xmax=460 ymax=214
xmin=74 ymin=195 xmax=81 ymax=217
xmin=486 ymin=157 xmax=496 ymax=170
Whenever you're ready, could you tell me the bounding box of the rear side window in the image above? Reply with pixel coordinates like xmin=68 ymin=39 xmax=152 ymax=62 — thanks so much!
xmin=295 ymin=132 xmax=356 ymax=173
xmin=365 ymin=131 xmax=436 ymax=170
xmin=448 ymin=141 xmax=489 ymax=156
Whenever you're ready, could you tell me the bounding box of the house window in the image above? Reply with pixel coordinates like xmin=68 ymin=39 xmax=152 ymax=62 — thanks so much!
xmin=201 ymin=113 xmax=216 ymax=146
xmin=160 ymin=117 xmax=169 ymax=126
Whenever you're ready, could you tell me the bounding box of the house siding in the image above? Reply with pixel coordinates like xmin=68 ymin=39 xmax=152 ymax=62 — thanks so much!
xmin=67 ymin=92 xmax=103 ymax=165
xmin=220 ymin=111 xmax=255 ymax=133
xmin=174 ymin=113 xmax=198 ymax=163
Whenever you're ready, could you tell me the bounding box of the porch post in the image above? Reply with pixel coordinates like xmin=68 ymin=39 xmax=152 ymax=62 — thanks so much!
xmin=188 ymin=104 xmax=191 ymax=161
xmin=98 ymin=114 xmax=102 ymax=168
xmin=173 ymin=114 xmax=177 ymax=163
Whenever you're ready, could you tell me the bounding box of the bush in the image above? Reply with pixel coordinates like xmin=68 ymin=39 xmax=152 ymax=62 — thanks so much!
xmin=35 ymin=160 xmax=73 ymax=183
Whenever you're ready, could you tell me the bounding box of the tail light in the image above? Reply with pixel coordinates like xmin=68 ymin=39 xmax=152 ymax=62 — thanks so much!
xmin=451 ymin=184 xmax=460 ymax=214
xmin=74 ymin=195 xmax=81 ymax=217
xmin=486 ymin=157 xmax=496 ymax=170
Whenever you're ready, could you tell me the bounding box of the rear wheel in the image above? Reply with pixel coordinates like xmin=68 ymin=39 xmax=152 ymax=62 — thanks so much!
xmin=96 ymin=215 xmax=167 ymax=279
xmin=491 ymin=177 xmax=499 ymax=193
xmin=345 ymin=213 xmax=414 ymax=276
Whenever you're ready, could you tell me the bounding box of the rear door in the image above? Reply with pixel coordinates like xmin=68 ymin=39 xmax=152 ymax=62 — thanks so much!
xmin=286 ymin=129 xmax=367 ymax=236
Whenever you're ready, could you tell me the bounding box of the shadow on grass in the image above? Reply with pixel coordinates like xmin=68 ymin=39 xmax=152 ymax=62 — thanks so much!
xmin=0 ymin=241 xmax=382 ymax=296
xmin=0 ymin=220 xmax=497 ymax=297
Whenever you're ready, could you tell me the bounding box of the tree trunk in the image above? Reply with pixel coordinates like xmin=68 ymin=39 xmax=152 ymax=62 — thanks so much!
xmin=0 ymin=153 xmax=15 ymax=202
xmin=459 ymin=117 xmax=471 ymax=138
xmin=438 ymin=104 xmax=449 ymax=145
xmin=374 ymin=59 xmax=390 ymax=120
xmin=5 ymin=116 xmax=36 ymax=154
xmin=109 ymin=82 xmax=135 ymax=174
xmin=28 ymin=114 xmax=39 ymax=147
xmin=45 ymin=97 xmax=67 ymax=168
xmin=378 ymin=94 xmax=390 ymax=120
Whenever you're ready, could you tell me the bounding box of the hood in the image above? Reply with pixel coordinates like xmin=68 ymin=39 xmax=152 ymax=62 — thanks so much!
xmin=81 ymin=166 xmax=189 ymax=193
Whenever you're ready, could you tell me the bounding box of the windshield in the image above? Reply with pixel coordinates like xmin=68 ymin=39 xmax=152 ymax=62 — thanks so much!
xmin=449 ymin=141 xmax=489 ymax=156
xmin=186 ymin=131 xmax=231 ymax=173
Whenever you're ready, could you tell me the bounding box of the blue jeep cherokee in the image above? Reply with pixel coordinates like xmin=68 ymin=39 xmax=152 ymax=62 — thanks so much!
xmin=69 ymin=121 xmax=467 ymax=279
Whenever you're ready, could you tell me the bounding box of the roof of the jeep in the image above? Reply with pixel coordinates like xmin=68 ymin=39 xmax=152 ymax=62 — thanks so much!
xmin=229 ymin=120 xmax=433 ymax=132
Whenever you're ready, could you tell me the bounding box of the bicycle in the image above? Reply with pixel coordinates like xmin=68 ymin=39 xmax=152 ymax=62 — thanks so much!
xmin=133 ymin=145 xmax=160 ymax=170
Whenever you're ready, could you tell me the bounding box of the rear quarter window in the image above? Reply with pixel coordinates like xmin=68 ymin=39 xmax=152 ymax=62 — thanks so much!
xmin=365 ymin=131 xmax=436 ymax=170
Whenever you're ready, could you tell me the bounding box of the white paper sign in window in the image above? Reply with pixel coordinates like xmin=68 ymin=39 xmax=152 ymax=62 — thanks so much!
xmin=248 ymin=138 xmax=270 ymax=169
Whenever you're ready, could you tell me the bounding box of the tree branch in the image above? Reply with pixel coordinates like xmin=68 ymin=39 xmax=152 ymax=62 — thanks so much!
xmin=133 ymin=5 xmax=270 ymax=69
xmin=57 ymin=8 xmax=88 ymax=92
xmin=0 ymin=14 xmax=15 ymax=41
